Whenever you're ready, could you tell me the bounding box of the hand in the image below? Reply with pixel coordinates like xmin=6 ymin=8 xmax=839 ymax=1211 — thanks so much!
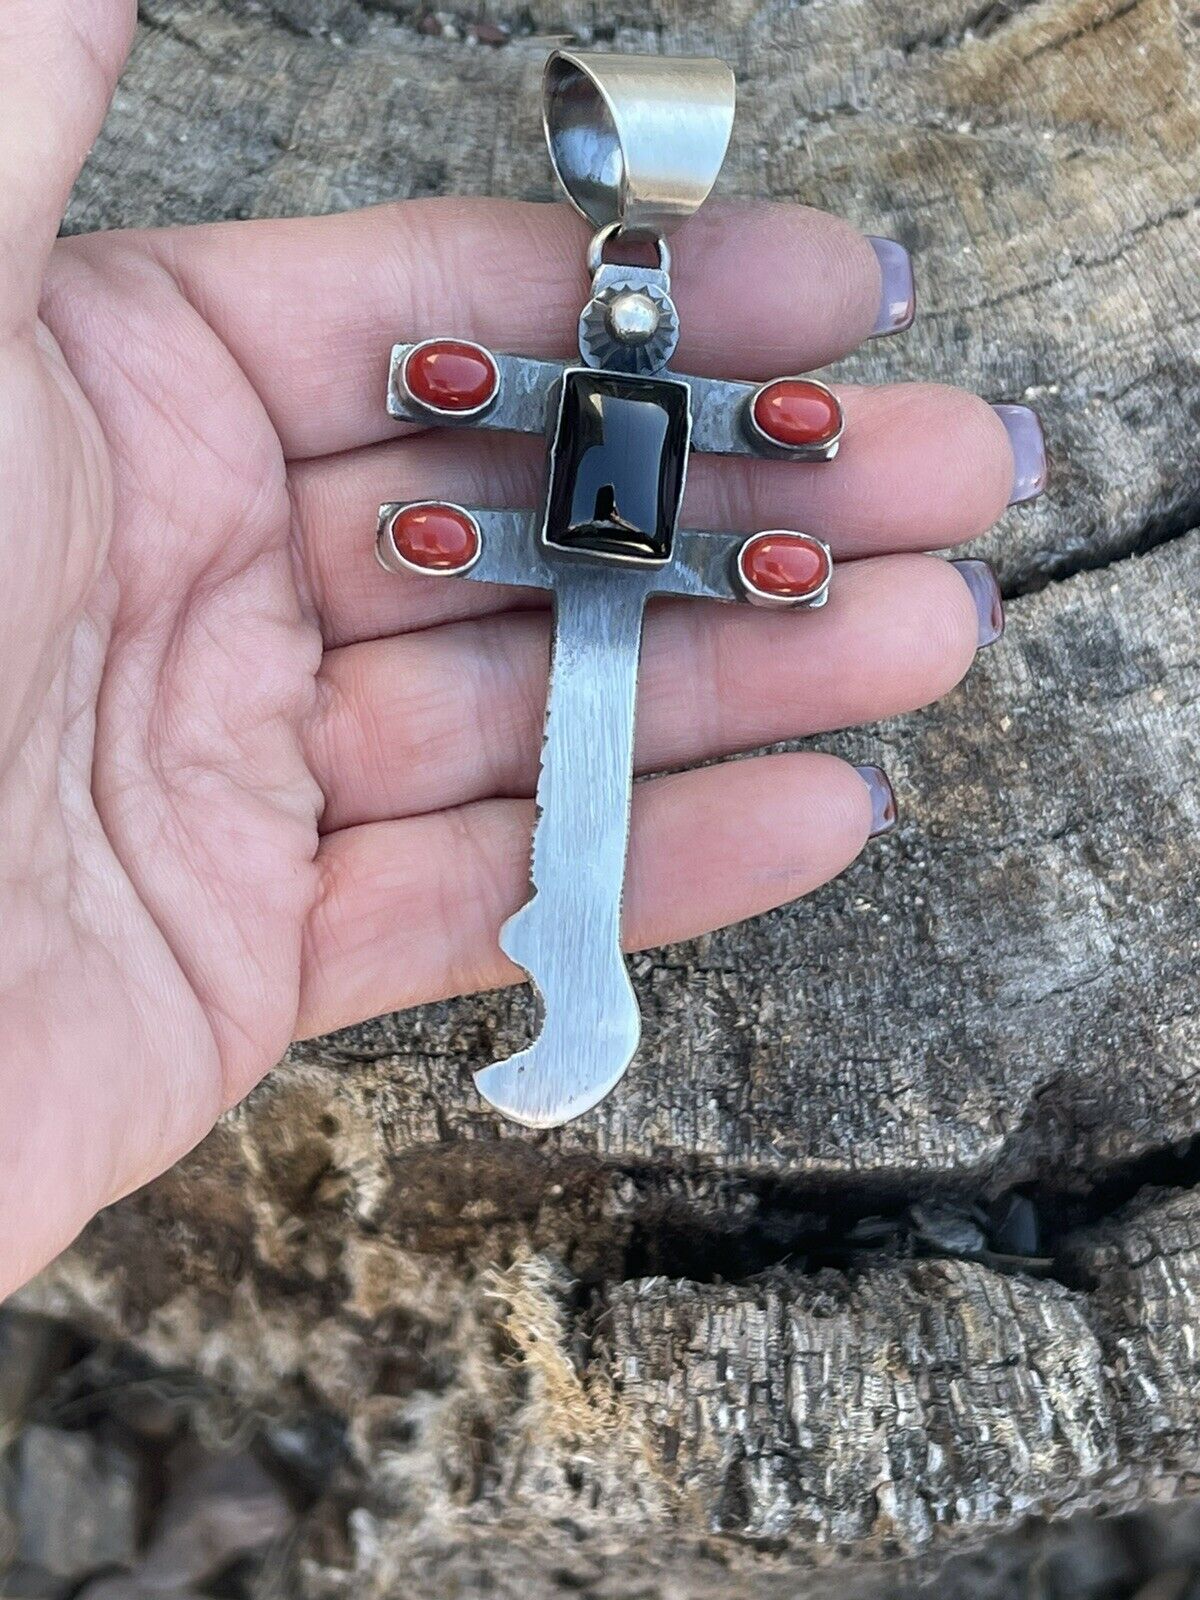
xmin=0 ymin=0 xmax=1030 ymax=1296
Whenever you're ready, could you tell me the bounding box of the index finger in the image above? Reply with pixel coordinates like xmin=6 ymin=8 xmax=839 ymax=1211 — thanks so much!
xmin=0 ymin=0 xmax=134 ymax=329
xmin=127 ymin=197 xmax=889 ymax=461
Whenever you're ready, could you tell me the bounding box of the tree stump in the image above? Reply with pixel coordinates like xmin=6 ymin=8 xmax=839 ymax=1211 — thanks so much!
xmin=20 ymin=0 xmax=1200 ymax=1591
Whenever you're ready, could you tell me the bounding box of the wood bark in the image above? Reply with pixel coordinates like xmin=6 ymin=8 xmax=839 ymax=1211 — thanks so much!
xmin=16 ymin=0 xmax=1200 ymax=1591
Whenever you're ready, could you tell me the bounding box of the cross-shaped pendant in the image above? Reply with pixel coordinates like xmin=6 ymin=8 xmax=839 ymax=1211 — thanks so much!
xmin=375 ymin=51 xmax=842 ymax=1127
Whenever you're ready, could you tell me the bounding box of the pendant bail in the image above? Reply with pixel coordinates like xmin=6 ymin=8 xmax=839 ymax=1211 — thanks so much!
xmin=542 ymin=50 xmax=736 ymax=241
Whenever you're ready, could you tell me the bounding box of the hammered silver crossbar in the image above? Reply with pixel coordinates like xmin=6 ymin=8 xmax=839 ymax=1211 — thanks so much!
xmin=373 ymin=49 xmax=838 ymax=1127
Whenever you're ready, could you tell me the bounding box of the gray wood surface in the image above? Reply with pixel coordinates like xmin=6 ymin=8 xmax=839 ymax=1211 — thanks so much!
xmin=18 ymin=0 xmax=1200 ymax=1591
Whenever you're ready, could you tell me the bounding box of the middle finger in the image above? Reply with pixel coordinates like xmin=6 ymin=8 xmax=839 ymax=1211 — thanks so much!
xmin=307 ymin=550 xmax=983 ymax=831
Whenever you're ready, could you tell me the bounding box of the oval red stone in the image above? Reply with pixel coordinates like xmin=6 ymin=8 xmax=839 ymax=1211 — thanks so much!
xmin=751 ymin=380 xmax=841 ymax=448
xmin=390 ymin=504 xmax=480 ymax=572
xmin=739 ymin=533 xmax=830 ymax=600
xmin=404 ymin=340 xmax=499 ymax=413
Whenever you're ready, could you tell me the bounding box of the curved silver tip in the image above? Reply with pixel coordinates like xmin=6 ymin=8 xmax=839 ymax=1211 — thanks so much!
xmin=473 ymin=943 xmax=641 ymax=1128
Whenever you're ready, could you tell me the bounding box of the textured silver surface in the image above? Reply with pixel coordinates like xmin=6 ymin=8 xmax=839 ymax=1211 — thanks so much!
xmin=377 ymin=506 xmax=753 ymax=604
xmin=376 ymin=506 xmax=552 ymax=590
xmin=578 ymin=262 xmax=680 ymax=374
xmin=475 ymin=569 xmax=648 ymax=1126
xmin=387 ymin=347 xmax=561 ymax=435
xmin=688 ymin=372 xmax=843 ymax=461
xmin=468 ymin=540 xmax=818 ymax=1124
xmin=387 ymin=345 xmax=836 ymax=461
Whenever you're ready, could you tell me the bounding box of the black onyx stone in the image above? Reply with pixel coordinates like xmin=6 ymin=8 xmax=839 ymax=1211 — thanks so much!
xmin=544 ymin=371 xmax=691 ymax=563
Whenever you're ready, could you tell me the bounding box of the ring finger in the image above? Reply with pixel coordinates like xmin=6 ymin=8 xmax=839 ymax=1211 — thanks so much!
xmin=307 ymin=550 xmax=988 ymax=831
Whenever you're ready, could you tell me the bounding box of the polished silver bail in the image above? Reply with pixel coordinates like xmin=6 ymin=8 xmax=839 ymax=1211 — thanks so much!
xmin=542 ymin=50 xmax=736 ymax=240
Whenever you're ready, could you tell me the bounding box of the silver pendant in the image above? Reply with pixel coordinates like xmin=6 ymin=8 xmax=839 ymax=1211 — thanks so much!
xmin=376 ymin=51 xmax=840 ymax=1127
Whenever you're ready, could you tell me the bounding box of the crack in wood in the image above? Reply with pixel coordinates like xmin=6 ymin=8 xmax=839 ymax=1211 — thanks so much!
xmin=899 ymin=0 xmax=1047 ymax=58
xmin=1004 ymin=511 xmax=1200 ymax=601
xmin=587 ymin=1125 xmax=1200 ymax=1291
xmin=1017 ymin=0 xmax=1149 ymax=64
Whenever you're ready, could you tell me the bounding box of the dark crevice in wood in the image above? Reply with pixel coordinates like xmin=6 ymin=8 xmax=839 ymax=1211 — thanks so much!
xmin=1002 ymin=505 xmax=1200 ymax=601
xmin=258 ymin=4 xmax=329 ymax=41
xmin=899 ymin=0 xmax=1045 ymax=58
xmin=1016 ymin=0 xmax=1147 ymax=65
xmin=135 ymin=2 xmax=226 ymax=59
xmin=607 ymin=1129 xmax=1200 ymax=1289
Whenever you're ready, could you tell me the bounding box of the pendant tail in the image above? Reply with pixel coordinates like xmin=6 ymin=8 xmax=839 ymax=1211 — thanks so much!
xmin=474 ymin=571 xmax=647 ymax=1127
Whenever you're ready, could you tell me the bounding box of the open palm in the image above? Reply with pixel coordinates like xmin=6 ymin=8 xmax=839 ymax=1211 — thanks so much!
xmin=0 ymin=0 xmax=1028 ymax=1296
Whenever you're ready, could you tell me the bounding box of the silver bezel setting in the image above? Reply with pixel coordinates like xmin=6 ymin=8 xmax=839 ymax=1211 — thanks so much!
xmin=396 ymin=337 xmax=502 ymax=423
xmin=735 ymin=530 xmax=833 ymax=610
xmin=376 ymin=501 xmax=484 ymax=579
xmin=578 ymin=277 xmax=680 ymax=375
xmin=742 ymin=377 xmax=844 ymax=462
xmin=540 ymin=367 xmax=693 ymax=571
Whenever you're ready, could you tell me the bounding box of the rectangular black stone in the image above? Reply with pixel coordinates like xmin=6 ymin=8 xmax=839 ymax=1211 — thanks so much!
xmin=543 ymin=371 xmax=691 ymax=564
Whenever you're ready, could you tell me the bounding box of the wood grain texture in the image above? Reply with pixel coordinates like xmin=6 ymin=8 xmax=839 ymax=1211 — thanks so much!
xmin=21 ymin=0 xmax=1200 ymax=1588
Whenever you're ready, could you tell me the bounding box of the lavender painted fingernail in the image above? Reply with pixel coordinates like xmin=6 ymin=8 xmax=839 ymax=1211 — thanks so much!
xmin=951 ymin=558 xmax=1005 ymax=648
xmin=866 ymin=236 xmax=915 ymax=337
xmin=992 ymin=403 xmax=1047 ymax=505
xmin=855 ymin=765 xmax=898 ymax=838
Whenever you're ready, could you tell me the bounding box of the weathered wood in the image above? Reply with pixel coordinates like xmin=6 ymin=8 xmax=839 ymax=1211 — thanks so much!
xmin=25 ymin=1167 xmax=1200 ymax=1591
xmin=18 ymin=0 xmax=1200 ymax=1590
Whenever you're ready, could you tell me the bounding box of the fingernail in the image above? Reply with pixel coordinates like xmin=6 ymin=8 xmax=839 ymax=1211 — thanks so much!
xmin=951 ymin=558 xmax=1005 ymax=648
xmin=992 ymin=403 xmax=1047 ymax=505
xmin=866 ymin=236 xmax=915 ymax=337
xmin=854 ymin=765 xmax=898 ymax=838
